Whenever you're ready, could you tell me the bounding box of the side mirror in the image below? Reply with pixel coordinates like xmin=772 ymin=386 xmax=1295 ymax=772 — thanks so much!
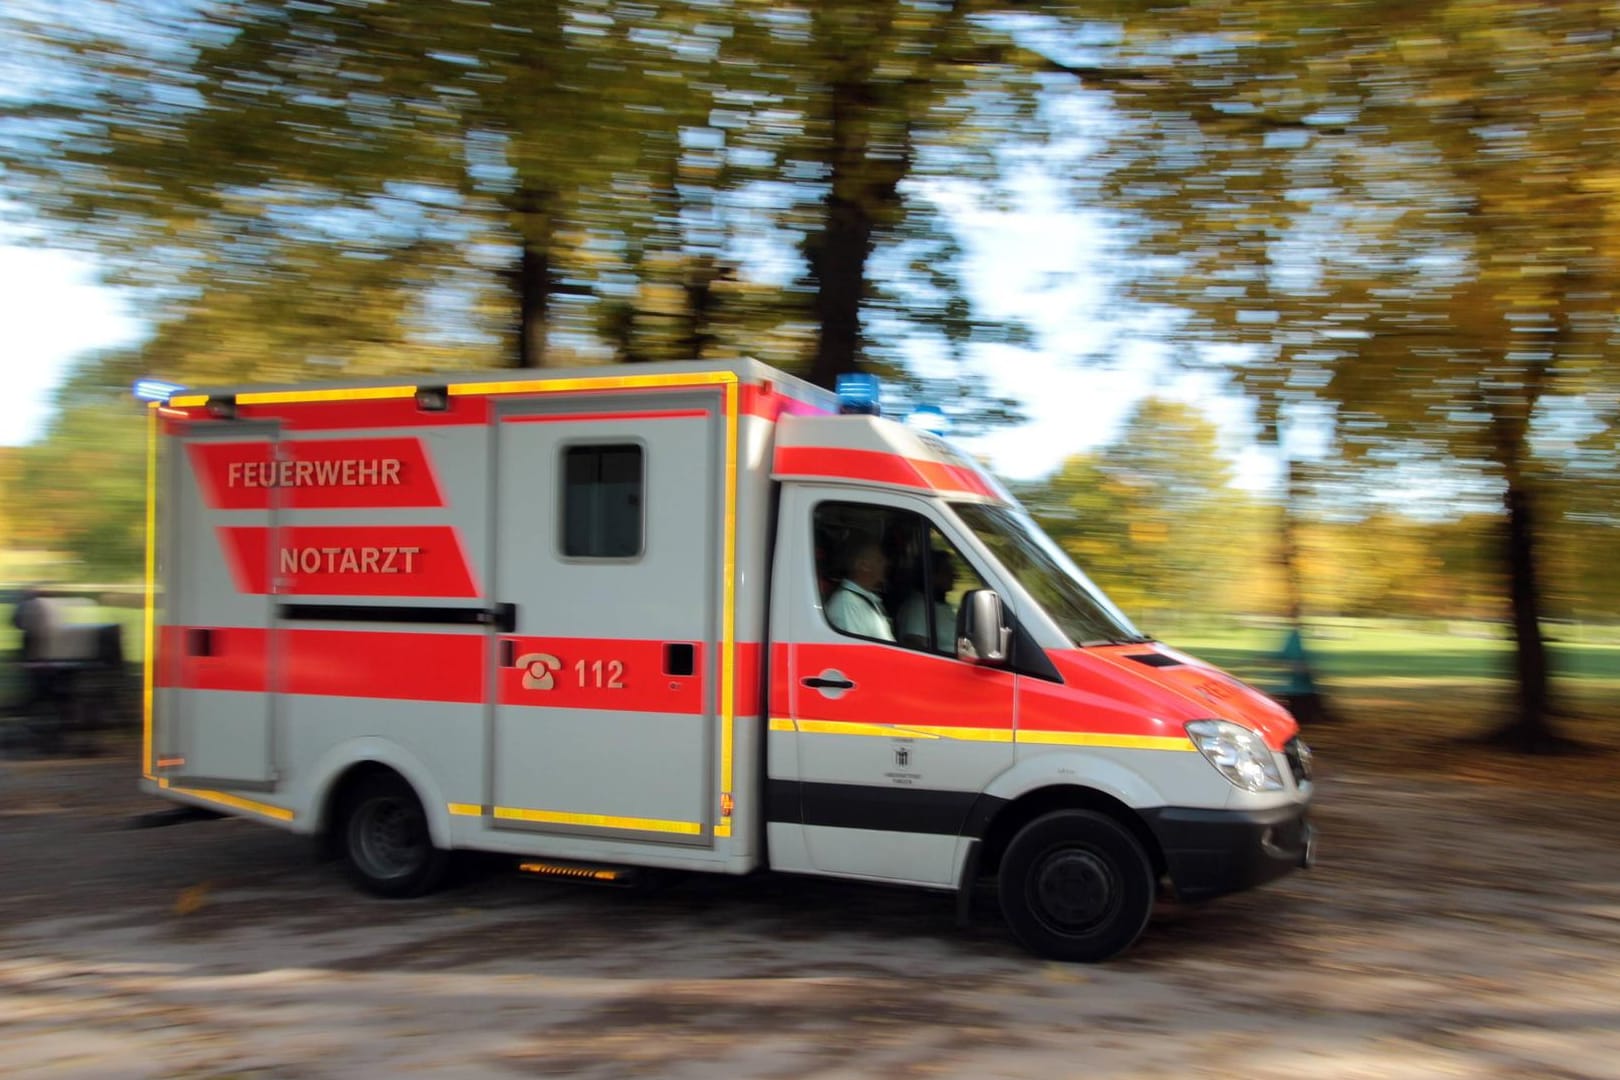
xmin=957 ymin=589 xmax=1012 ymax=667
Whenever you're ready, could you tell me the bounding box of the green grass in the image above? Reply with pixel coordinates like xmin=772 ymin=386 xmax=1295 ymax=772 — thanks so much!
xmin=1157 ymin=622 xmax=1620 ymax=690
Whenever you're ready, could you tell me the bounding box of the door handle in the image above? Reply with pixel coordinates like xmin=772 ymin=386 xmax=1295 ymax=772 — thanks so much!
xmin=802 ymin=669 xmax=855 ymax=694
xmin=491 ymin=602 xmax=518 ymax=634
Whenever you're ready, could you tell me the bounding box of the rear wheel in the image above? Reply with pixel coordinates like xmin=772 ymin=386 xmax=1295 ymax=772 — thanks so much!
xmin=340 ymin=773 xmax=449 ymax=898
xmin=998 ymin=809 xmax=1155 ymax=963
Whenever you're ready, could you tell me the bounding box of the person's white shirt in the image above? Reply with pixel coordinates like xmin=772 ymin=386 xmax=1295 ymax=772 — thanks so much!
xmin=897 ymin=593 xmax=954 ymax=653
xmin=825 ymin=580 xmax=894 ymax=641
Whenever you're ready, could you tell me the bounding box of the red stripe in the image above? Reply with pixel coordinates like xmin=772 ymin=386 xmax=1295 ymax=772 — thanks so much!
xmin=157 ymin=626 xmax=270 ymax=694
xmin=769 ymin=642 xmax=793 ymax=717
xmin=741 ymin=383 xmax=834 ymax=420
xmin=773 ymin=446 xmax=995 ymax=497
xmin=502 ymin=408 xmax=709 ymax=424
xmin=218 ymin=525 xmax=481 ymax=598
xmin=156 ymin=627 xmax=484 ymax=702
xmin=789 ymin=643 xmax=1016 ymax=731
xmin=734 ymin=642 xmax=763 ymax=716
xmin=239 ymin=397 xmax=492 ymax=431
xmin=910 ymin=458 xmax=997 ymax=498
xmin=285 ymin=630 xmax=485 ymax=702
xmin=498 ymin=637 xmax=704 ymax=714
xmin=157 ymin=628 xmax=759 ymax=715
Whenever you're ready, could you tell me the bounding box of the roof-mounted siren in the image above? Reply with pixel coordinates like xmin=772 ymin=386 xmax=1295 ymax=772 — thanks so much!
xmin=836 ymin=372 xmax=881 ymax=416
xmin=905 ymin=404 xmax=951 ymax=438
xmin=132 ymin=378 xmax=187 ymax=404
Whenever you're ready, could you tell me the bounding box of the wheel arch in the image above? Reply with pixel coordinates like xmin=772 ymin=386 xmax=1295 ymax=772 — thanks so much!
xmin=971 ymin=783 xmax=1166 ymax=884
xmin=969 ymin=751 xmax=1173 ymax=885
xmin=303 ymin=738 xmax=454 ymax=852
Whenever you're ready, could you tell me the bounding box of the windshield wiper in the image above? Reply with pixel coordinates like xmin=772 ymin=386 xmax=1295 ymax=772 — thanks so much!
xmin=1078 ymin=632 xmax=1159 ymax=647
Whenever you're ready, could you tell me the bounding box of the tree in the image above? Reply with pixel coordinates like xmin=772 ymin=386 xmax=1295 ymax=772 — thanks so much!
xmin=1017 ymin=398 xmax=1264 ymax=630
xmin=1 ymin=1 xmax=730 ymax=375
xmin=1069 ymin=0 xmax=1620 ymax=747
xmin=2 ymin=1 xmax=1054 ymax=411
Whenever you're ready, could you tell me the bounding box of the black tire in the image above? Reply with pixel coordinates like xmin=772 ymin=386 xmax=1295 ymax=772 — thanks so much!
xmin=340 ymin=772 xmax=450 ymax=898
xmin=997 ymin=809 xmax=1155 ymax=963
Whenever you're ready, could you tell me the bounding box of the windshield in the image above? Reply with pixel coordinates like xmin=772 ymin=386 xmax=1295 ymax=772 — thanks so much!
xmin=951 ymin=502 xmax=1148 ymax=647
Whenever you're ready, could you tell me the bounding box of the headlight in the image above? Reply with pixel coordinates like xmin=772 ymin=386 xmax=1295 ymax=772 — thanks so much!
xmin=1186 ymin=719 xmax=1284 ymax=792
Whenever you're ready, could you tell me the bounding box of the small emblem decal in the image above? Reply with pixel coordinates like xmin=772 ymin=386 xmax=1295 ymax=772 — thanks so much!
xmin=517 ymin=652 xmax=562 ymax=690
xmin=894 ymin=746 xmax=910 ymax=768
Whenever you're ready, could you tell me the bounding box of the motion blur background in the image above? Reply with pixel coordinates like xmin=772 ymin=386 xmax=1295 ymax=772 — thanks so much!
xmin=2 ymin=0 xmax=1617 ymax=755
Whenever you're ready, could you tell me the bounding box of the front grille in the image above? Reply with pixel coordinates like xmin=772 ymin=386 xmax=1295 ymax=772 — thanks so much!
xmin=1284 ymin=736 xmax=1313 ymax=785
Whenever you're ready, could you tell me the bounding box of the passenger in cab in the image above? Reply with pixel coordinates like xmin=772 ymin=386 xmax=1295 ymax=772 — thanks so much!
xmin=825 ymin=541 xmax=894 ymax=641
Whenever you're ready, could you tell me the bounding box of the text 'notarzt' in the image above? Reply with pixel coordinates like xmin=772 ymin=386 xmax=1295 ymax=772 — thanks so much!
xmin=280 ymin=546 xmax=422 ymax=575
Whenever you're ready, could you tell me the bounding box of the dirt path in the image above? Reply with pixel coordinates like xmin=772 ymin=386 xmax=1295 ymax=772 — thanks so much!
xmin=3 ymin=747 xmax=1620 ymax=1079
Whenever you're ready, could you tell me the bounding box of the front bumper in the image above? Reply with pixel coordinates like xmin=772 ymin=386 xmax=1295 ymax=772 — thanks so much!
xmin=1140 ymin=802 xmax=1314 ymax=902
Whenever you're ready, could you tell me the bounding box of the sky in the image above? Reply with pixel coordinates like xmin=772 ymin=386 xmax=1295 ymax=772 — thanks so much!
xmin=0 ymin=235 xmax=1278 ymax=491
xmin=0 ymin=167 xmax=1280 ymax=492
xmin=0 ymin=244 xmax=143 ymax=445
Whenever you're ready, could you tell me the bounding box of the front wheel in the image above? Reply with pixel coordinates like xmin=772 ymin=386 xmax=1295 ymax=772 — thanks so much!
xmin=340 ymin=773 xmax=449 ymax=898
xmin=997 ymin=809 xmax=1155 ymax=963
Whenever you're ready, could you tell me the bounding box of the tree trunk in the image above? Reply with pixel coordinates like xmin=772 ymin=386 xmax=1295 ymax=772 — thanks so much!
xmin=681 ymin=257 xmax=723 ymax=363
xmin=1491 ymin=461 xmax=1558 ymax=750
xmin=805 ymin=81 xmax=905 ymax=391
xmin=805 ymin=190 xmax=873 ymax=390
xmin=506 ymin=188 xmax=554 ymax=369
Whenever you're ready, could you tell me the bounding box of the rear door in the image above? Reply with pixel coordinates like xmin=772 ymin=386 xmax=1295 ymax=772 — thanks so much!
xmin=158 ymin=424 xmax=281 ymax=788
xmin=488 ymin=392 xmax=722 ymax=844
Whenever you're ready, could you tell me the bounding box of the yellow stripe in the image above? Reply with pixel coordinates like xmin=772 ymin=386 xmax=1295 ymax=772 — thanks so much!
xmin=1019 ymin=732 xmax=1198 ymax=752
xmin=492 ymin=805 xmax=701 ymax=836
xmin=447 ymin=803 xmax=483 ymax=817
xmin=142 ymin=403 xmax=158 ymax=780
xmin=769 ymin=717 xmax=1194 ymax=751
xmin=158 ymin=780 xmax=295 ymax=821
xmin=448 ymin=370 xmax=737 ymax=398
xmin=715 ymin=377 xmax=738 ymax=838
xmin=772 ymin=718 xmax=1008 ymax=742
xmin=237 ymin=384 xmax=415 ymax=405
xmin=172 ymin=369 xmax=741 ymax=411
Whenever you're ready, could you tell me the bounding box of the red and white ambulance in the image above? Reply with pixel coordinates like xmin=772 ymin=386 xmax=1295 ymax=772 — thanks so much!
xmin=138 ymin=359 xmax=1313 ymax=962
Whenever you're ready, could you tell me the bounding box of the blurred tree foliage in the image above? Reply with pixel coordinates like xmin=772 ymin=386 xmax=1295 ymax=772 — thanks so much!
xmin=8 ymin=393 xmax=148 ymax=584
xmin=1016 ymin=399 xmax=1254 ymax=626
xmin=1 ymin=0 xmax=1615 ymax=758
xmin=0 ymin=0 xmax=1041 ymax=411
xmin=1071 ymin=0 xmax=1620 ymax=746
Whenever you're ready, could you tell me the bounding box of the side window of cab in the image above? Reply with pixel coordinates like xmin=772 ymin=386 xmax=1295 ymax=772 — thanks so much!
xmin=814 ymin=502 xmax=986 ymax=654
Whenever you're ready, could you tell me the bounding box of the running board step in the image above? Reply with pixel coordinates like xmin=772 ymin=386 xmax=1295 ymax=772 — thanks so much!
xmin=516 ymin=859 xmax=642 ymax=886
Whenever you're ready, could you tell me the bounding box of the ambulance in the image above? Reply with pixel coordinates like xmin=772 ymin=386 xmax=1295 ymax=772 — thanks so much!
xmin=136 ymin=359 xmax=1314 ymax=962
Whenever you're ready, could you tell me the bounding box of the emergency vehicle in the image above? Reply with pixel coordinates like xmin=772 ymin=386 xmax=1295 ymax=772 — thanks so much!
xmin=136 ymin=359 xmax=1314 ymax=962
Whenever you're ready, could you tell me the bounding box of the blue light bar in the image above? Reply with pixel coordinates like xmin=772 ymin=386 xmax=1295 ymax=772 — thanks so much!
xmin=836 ymin=372 xmax=881 ymax=416
xmin=905 ymin=404 xmax=950 ymax=436
xmin=132 ymin=377 xmax=187 ymax=404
